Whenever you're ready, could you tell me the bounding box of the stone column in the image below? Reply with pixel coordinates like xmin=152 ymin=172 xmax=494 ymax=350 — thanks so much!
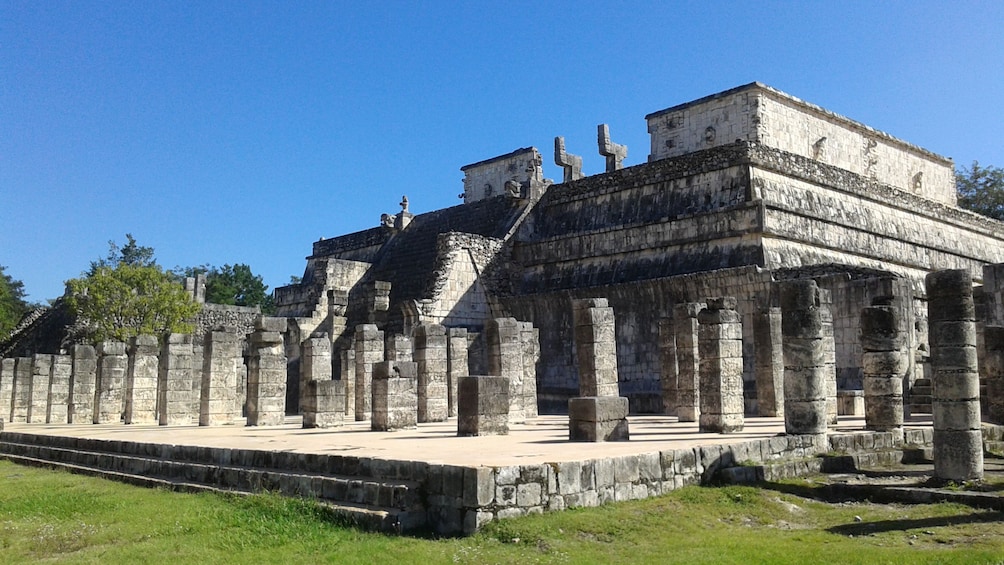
xmin=340 ymin=348 xmax=356 ymax=420
xmin=200 ymin=328 xmax=239 ymax=426
xmin=985 ymin=326 xmax=1004 ymax=425
xmin=386 ymin=334 xmax=413 ymax=363
xmin=158 ymin=333 xmax=195 ymax=426
xmin=246 ymin=324 xmax=287 ymax=426
xmin=569 ymin=298 xmax=629 ymax=441
xmin=415 ymin=323 xmax=449 ymax=423
xmin=354 ymin=324 xmax=383 ymax=420
xmin=0 ymin=358 xmax=14 ymax=422
xmin=861 ymin=300 xmax=908 ymax=435
xmin=371 ymin=360 xmax=417 ymax=431
xmin=753 ymin=306 xmax=784 ymax=417
xmin=658 ymin=316 xmax=678 ymax=415
xmin=698 ymin=297 xmax=744 ymax=433
xmin=69 ymin=345 xmax=96 ymax=424
xmin=447 ymin=328 xmax=469 ymax=418
xmin=927 ymin=269 xmax=983 ymax=481
xmin=27 ymin=354 xmax=52 ymax=423
xmin=300 ymin=335 xmax=331 ymax=412
xmin=11 ymin=357 xmax=31 ymax=422
xmin=457 ymin=376 xmax=509 ymax=436
xmin=94 ymin=341 xmax=127 ymax=424
xmin=367 ymin=281 xmax=392 ymax=325
xmin=673 ymin=302 xmax=705 ymax=422
xmin=779 ymin=280 xmax=828 ymax=436
xmin=820 ymin=289 xmax=839 ymax=425
xmin=46 ymin=354 xmax=71 ymax=424
xmin=487 ymin=318 xmax=526 ymax=423
xmin=125 ymin=335 xmax=159 ymax=424
xmin=519 ymin=322 xmax=539 ymax=419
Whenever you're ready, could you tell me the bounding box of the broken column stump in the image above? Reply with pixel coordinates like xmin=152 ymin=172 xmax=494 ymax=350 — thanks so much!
xmin=302 ymin=380 xmax=345 ymax=428
xmin=927 ymin=269 xmax=983 ymax=482
xmin=698 ymin=297 xmax=744 ymax=433
xmin=780 ymin=280 xmax=828 ymax=436
xmin=568 ymin=396 xmax=629 ymax=442
xmin=457 ymin=375 xmax=509 ymax=436
xmin=371 ymin=360 xmax=417 ymax=431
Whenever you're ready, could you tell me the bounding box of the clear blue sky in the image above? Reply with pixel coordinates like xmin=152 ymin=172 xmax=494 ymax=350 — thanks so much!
xmin=3 ymin=1 xmax=1003 ymax=303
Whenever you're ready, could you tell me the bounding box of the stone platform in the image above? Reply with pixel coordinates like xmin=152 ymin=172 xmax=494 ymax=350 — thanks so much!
xmin=0 ymin=414 xmax=936 ymax=535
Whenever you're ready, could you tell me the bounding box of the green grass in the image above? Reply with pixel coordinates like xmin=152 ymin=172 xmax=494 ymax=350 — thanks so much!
xmin=2 ymin=459 xmax=1004 ymax=564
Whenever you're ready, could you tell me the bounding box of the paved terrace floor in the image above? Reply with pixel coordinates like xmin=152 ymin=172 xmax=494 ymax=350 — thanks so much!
xmin=3 ymin=413 xmax=936 ymax=467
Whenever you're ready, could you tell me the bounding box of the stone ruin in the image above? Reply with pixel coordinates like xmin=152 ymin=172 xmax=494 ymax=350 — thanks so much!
xmin=6 ymin=82 xmax=1004 ymax=533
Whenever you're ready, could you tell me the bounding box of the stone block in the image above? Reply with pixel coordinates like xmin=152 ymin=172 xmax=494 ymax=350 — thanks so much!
xmin=568 ymin=396 xmax=630 ymax=442
xmin=458 ymin=376 xmax=509 ymax=436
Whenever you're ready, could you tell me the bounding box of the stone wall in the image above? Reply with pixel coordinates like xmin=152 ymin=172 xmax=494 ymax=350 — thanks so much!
xmin=461 ymin=147 xmax=546 ymax=204
xmin=645 ymin=83 xmax=955 ymax=204
xmin=424 ymin=233 xmax=504 ymax=327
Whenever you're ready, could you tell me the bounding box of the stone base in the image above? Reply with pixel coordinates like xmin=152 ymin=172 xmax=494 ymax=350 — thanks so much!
xmin=457 ymin=376 xmax=509 ymax=436
xmin=302 ymin=380 xmax=345 ymax=429
xmin=568 ymin=396 xmax=630 ymax=442
xmin=837 ymin=389 xmax=865 ymax=415
xmin=372 ymin=362 xmax=418 ymax=432
xmin=699 ymin=412 xmax=744 ymax=434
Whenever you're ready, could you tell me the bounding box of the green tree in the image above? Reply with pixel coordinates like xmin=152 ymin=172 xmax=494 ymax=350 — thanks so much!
xmin=66 ymin=237 xmax=200 ymax=343
xmin=204 ymin=264 xmax=275 ymax=314
xmin=957 ymin=161 xmax=1004 ymax=221
xmin=0 ymin=265 xmax=31 ymax=337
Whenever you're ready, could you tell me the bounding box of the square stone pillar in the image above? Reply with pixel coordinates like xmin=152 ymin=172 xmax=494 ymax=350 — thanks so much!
xmin=27 ymin=354 xmax=52 ymax=423
xmin=11 ymin=357 xmax=31 ymax=422
xmin=519 ymin=322 xmax=539 ymax=419
xmin=0 ymin=358 xmax=14 ymax=422
xmin=159 ymin=333 xmax=195 ymax=426
xmin=125 ymin=335 xmax=159 ymax=424
xmin=698 ymin=297 xmax=744 ymax=433
xmin=457 ymin=375 xmax=509 ymax=436
xmin=753 ymin=306 xmax=784 ymax=417
xmin=415 ymin=323 xmax=449 ymax=422
xmin=985 ymin=326 xmax=1004 ymax=425
xmin=568 ymin=396 xmax=629 ymax=441
xmin=247 ymin=324 xmax=287 ymax=427
xmin=300 ymin=334 xmax=331 ymax=412
xmin=487 ymin=318 xmax=526 ymax=423
xmin=386 ymin=334 xmax=413 ymax=363
xmin=658 ymin=316 xmax=678 ymax=415
xmin=779 ymin=281 xmax=828 ymax=436
xmin=340 ymin=348 xmax=356 ymax=420
xmin=371 ymin=360 xmax=417 ymax=431
xmin=94 ymin=341 xmax=127 ymax=424
xmin=302 ymin=380 xmax=345 ymax=428
xmin=46 ymin=354 xmax=71 ymax=424
xmin=447 ymin=328 xmax=469 ymax=418
xmin=69 ymin=344 xmax=96 ymax=424
xmin=354 ymin=324 xmax=384 ymax=420
xmin=820 ymin=289 xmax=839 ymax=425
xmin=673 ymin=302 xmax=705 ymax=422
xmin=200 ymin=328 xmax=240 ymax=426
xmin=570 ymin=298 xmax=630 ymax=441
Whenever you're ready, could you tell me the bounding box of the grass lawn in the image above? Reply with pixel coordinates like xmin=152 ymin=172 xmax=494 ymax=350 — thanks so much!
xmin=2 ymin=459 xmax=1003 ymax=564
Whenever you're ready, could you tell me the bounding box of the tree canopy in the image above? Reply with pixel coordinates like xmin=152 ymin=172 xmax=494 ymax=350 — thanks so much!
xmin=66 ymin=236 xmax=199 ymax=343
xmin=957 ymin=161 xmax=1004 ymax=221
xmin=174 ymin=263 xmax=275 ymax=314
xmin=0 ymin=265 xmax=32 ymax=338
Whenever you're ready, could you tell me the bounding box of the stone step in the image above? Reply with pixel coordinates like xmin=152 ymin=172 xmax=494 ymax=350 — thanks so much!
xmin=0 ymin=436 xmax=426 ymax=533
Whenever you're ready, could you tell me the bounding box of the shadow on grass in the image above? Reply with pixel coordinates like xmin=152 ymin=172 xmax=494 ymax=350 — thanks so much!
xmin=827 ymin=510 xmax=1004 ymax=536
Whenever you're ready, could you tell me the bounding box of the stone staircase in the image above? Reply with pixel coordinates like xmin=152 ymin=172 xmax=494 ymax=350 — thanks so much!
xmin=0 ymin=432 xmax=428 ymax=533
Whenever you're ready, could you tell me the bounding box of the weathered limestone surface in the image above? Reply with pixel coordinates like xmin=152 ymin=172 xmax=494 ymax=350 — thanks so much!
xmin=673 ymin=302 xmax=704 ymax=422
xmin=125 ymin=335 xmax=159 ymax=425
xmin=340 ymin=348 xmax=356 ymax=420
xmin=0 ymin=358 xmax=14 ymax=422
xmin=658 ymin=317 xmax=678 ymax=415
xmin=11 ymin=357 xmax=31 ymax=422
xmin=302 ymin=379 xmax=345 ymax=428
xmin=94 ymin=341 xmax=127 ymax=424
xmin=27 ymin=354 xmax=52 ymax=424
xmin=861 ymin=300 xmax=907 ymax=434
xmin=159 ymin=333 xmax=195 ymax=426
xmin=568 ymin=396 xmax=629 ymax=441
xmin=300 ymin=335 xmax=331 ymax=411
xmin=447 ymin=328 xmax=469 ymax=418
xmin=697 ymin=298 xmax=744 ymax=433
xmin=46 ymin=354 xmax=71 ymax=424
xmin=200 ymin=328 xmax=239 ymax=426
xmin=246 ymin=329 xmax=286 ymax=426
xmin=986 ymin=326 xmax=1004 ymax=425
xmin=415 ymin=323 xmax=449 ymax=423
xmin=519 ymin=322 xmax=540 ymax=419
xmin=819 ymin=290 xmax=839 ymax=425
xmin=753 ymin=306 xmax=784 ymax=416
xmin=927 ymin=269 xmax=983 ymax=481
xmin=487 ymin=318 xmax=526 ymax=423
xmin=371 ymin=361 xmax=417 ymax=431
xmin=780 ymin=281 xmax=828 ymax=436
xmin=69 ymin=345 xmax=96 ymax=424
xmin=572 ymin=299 xmax=620 ymax=397
xmin=354 ymin=324 xmax=384 ymax=420
xmin=457 ymin=375 xmax=509 ymax=436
